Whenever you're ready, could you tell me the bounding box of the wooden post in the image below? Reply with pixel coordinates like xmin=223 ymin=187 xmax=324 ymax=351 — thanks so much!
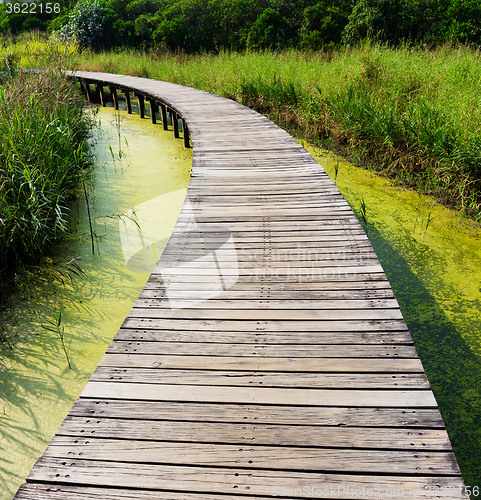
xmin=148 ymin=99 xmax=157 ymax=124
xmin=79 ymin=79 xmax=86 ymax=96
xmin=172 ymin=110 xmax=179 ymax=138
xmin=84 ymin=83 xmax=92 ymax=103
xmin=137 ymin=94 xmax=145 ymax=118
xmin=110 ymin=87 xmax=119 ymax=110
xmin=124 ymin=91 xmax=132 ymax=114
xmin=96 ymin=84 xmax=106 ymax=107
xmin=182 ymin=119 xmax=191 ymax=148
xmin=160 ymin=103 xmax=168 ymax=130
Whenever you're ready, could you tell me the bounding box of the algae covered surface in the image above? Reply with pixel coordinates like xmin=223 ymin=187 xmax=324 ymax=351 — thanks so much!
xmin=307 ymin=144 xmax=481 ymax=486
xmin=0 ymin=106 xmax=192 ymax=499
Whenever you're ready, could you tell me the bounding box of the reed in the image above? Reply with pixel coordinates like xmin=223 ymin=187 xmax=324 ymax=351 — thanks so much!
xmin=0 ymin=69 xmax=93 ymax=299
xmin=41 ymin=301 xmax=71 ymax=369
xmin=359 ymin=196 xmax=368 ymax=227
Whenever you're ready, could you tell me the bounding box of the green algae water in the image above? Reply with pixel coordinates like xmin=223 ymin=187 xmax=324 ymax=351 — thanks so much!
xmin=0 ymin=106 xmax=192 ymax=499
xmin=305 ymin=144 xmax=481 ymax=487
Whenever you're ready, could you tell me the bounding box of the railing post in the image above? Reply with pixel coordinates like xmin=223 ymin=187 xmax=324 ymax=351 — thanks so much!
xmin=159 ymin=103 xmax=168 ymax=130
xmin=78 ymin=79 xmax=86 ymax=96
xmin=124 ymin=91 xmax=132 ymax=114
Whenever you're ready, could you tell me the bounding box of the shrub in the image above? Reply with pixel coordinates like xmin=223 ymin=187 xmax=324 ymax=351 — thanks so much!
xmin=57 ymin=0 xmax=106 ymax=49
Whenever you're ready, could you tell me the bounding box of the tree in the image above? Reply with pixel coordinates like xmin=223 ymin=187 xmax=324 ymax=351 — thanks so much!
xmin=247 ymin=7 xmax=288 ymax=50
xmin=300 ymin=1 xmax=352 ymax=50
xmin=57 ymin=0 xmax=106 ymax=49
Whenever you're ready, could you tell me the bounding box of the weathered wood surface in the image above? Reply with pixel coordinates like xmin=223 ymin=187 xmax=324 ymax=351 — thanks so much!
xmin=13 ymin=72 xmax=466 ymax=499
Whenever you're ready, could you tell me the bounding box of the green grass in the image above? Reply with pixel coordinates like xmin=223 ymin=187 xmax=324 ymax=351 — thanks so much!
xmin=0 ymin=68 xmax=93 ymax=299
xmin=57 ymin=42 xmax=481 ymax=221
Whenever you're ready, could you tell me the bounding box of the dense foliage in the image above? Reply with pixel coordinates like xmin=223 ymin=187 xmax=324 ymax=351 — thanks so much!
xmin=0 ymin=71 xmax=93 ymax=295
xmin=2 ymin=0 xmax=481 ymax=51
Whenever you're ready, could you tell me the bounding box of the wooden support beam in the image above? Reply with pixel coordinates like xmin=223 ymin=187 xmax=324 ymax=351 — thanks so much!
xmin=96 ymin=84 xmax=106 ymax=107
xmin=84 ymin=82 xmax=92 ymax=102
xmin=172 ymin=110 xmax=179 ymax=138
xmin=137 ymin=94 xmax=145 ymax=118
xmin=78 ymin=79 xmax=86 ymax=96
xmin=84 ymin=83 xmax=92 ymax=103
xmin=183 ymin=118 xmax=191 ymax=148
xmin=124 ymin=91 xmax=132 ymax=114
xmin=159 ymin=103 xmax=168 ymax=130
xmin=148 ymin=99 xmax=157 ymax=124
xmin=110 ymin=87 xmax=119 ymax=110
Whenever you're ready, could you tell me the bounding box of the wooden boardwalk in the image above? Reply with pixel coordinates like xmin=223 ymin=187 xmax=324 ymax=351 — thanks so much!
xmin=14 ymin=72 xmax=466 ymax=499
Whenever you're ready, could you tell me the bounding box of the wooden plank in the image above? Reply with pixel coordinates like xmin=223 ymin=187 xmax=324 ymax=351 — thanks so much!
xmin=97 ymin=354 xmax=425 ymax=372
xmin=80 ymin=382 xmax=438 ymax=407
xmin=138 ymin=288 xmax=396 ymax=300
xmin=106 ymin=342 xmax=417 ymax=358
xmin=143 ymin=277 xmax=392 ymax=290
xmin=120 ymin=318 xmax=409 ymax=332
xmin=57 ymin=416 xmax=450 ymax=449
xmin=43 ymin=436 xmax=460 ymax=475
xmin=132 ymin=298 xmax=400 ymax=309
xmin=26 ymin=458 xmax=467 ymax=499
xmin=67 ymin=399 xmax=446 ymax=427
xmin=91 ymin=367 xmax=430 ymax=389
xmin=15 ymin=484 xmax=273 ymax=500
xmin=124 ymin=308 xmax=404 ymax=321
xmin=112 ymin=329 xmax=412 ymax=344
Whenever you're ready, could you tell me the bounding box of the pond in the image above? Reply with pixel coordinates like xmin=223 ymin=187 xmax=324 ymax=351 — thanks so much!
xmin=0 ymin=105 xmax=192 ymax=499
xmin=305 ymin=143 xmax=481 ymax=486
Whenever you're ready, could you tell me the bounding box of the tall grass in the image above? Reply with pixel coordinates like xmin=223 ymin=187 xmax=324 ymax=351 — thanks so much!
xmin=3 ymin=35 xmax=480 ymax=218
xmin=64 ymin=43 xmax=481 ymax=221
xmin=0 ymin=69 xmax=93 ymax=298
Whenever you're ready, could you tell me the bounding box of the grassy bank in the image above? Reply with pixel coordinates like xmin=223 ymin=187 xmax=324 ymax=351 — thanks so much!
xmin=69 ymin=44 xmax=481 ymax=221
xmin=4 ymin=37 xmax=481 ymax=221
xmin=0 ymin=69 xmax=93 ymax=300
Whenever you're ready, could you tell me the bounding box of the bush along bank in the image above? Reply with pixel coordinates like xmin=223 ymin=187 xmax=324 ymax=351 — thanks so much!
xmin=0 ymin=70 xmax=93 ymax=300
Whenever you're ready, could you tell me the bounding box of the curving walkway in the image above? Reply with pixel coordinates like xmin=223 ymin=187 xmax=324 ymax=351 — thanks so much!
xmin=14 ymin=73 xmax=466 ymax=499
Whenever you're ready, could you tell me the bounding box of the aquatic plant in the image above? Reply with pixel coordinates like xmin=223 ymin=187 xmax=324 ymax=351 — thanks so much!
xmin=333 ymin=162 xmax=339 ymax=184
xmin=41 ymin=301 xmax=71 ymax=369
xmin=359 ymin=196 xmax=368 ymax=226
xmin=0 ymin=69 xmax=93 ymax=300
